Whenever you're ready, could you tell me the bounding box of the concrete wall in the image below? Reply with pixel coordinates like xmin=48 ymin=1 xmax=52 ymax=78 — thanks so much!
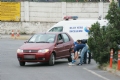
xmin=0 ymin=22 xmax=56 ymax=34
xmin=21 ymin=2 xmax=110 ymax=22
xmin=0 ymin=2 xmax=110 ymax=34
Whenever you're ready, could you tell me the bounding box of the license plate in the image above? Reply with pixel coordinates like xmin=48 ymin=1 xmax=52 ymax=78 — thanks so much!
xmin=24 ymin=55 xmax=35 ymax=59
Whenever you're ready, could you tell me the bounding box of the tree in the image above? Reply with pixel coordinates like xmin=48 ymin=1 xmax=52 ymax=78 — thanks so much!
xmin=88 ymin=0 xmax=120 ymax=65
xmin=105 ymin=0 xmax=120 ymax=44
xmin=88 ymin=22 xmax=110 ymax=65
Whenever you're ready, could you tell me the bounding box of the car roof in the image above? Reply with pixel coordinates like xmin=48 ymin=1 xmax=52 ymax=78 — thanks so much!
xmin=53 ymin=19 xmax=108 ymax=27
xmin=36 ymin=32 xmax=67 ymax=35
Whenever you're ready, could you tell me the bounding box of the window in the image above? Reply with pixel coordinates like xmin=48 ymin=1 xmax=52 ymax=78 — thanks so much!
xmin=62 ymin=33 xmax=70 ymax=42
xmin=49 ymin=26 xmax=63 ymax=32
xmin=57 ymin=34 xmax=63 ymax=41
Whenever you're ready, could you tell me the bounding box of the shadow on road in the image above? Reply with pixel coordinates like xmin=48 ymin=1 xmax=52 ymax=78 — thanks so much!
xmin=23 ymin=60 xmax=68 ymax=67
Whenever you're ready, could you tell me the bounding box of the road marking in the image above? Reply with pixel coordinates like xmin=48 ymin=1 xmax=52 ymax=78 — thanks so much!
xmin=83 ymin=68 xmax=110 ymax=80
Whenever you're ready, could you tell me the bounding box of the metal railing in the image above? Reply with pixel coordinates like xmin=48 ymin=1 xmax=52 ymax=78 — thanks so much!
xmin=1 ymin=0 xmax=110 ymax=2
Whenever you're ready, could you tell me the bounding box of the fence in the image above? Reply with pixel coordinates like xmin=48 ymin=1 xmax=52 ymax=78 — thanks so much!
xmin=1 ymin=0 xmax=109 ymax=2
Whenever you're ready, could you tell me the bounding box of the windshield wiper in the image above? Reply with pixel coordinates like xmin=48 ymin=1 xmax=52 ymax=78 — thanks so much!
xmin=36 ymin=41 xmax=49 ymax=43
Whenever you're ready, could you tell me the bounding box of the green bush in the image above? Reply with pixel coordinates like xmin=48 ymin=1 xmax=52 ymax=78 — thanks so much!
xmin=88 ymin=0 xmax=120 ymax=66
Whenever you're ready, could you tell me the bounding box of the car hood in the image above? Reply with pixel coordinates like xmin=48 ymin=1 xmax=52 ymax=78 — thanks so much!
xmin=20 ymin=43 xmax=55 ymax=50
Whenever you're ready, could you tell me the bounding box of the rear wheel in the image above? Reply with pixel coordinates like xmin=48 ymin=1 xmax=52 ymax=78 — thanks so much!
xmin=49 ymin=54 xmax=55 ymax=66
xmin=68 ymin=55 xmax=72 ymax=62
xmin=19 ymin=61 xmax=25 ymax=66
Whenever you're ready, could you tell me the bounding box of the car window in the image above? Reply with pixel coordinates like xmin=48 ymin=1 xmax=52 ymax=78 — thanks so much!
xmin=57 ymin=34 xmax=63 ymax=41
xmin=62 ymin=33 xmax=70 ymax=42
xmin=28 ymin=34 xmax=56 ymax=43
xmin=49 ymin=26 xmax=63 ymax=32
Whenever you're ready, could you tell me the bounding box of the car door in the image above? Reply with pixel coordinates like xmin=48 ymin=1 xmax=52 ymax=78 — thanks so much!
xmin=55 ymin=34 xmax=64 ymax=58
xmin=61 ymin=33 xmax=71 ymax=57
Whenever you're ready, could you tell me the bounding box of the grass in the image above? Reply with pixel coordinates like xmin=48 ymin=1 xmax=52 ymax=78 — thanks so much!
xmin=99 ymin=62 xmax=118 ymax=71
xmin=112 ymin=63 xmax=117 ymax=70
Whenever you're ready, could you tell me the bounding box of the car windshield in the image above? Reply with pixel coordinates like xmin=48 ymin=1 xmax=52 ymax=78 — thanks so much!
xmin=28 ymin=34 xmax=56 ymax=43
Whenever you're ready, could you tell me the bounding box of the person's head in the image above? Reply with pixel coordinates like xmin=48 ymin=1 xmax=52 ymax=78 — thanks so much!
xmin=77 ymin=39 xmax=81 ymax=44
xmin=81 ymin=39 xmax=87 ymax=44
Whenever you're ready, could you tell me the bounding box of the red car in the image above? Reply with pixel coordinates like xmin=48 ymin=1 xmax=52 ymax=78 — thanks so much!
xmin=17 ymin=32 xmax=74 ymax=66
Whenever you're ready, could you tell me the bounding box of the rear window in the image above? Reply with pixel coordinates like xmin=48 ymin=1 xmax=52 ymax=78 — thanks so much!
xmin=49 ymin=26 xmax=63 ymax=32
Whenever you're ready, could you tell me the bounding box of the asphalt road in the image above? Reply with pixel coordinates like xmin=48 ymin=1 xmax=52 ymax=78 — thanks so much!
xmin=0 ymin=39 xmax=120 ymax=80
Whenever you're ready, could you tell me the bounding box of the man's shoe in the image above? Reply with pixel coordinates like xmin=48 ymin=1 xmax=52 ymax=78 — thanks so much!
xmin=68 ymin=62 xmax=75 ymax=66
xmin=83 ymin=61 xmax=86 ymax=64
xmin=68 ymin=62 xmax=72 ymax=65
xmin=77 ymin=63 xmax=82 ymax=66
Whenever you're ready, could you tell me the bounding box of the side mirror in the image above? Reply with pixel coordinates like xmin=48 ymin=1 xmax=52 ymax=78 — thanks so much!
xmin=57 ymin=40 xmax=63 ymax=44
xmin=24 ymin=41 xmax=28 ymax=43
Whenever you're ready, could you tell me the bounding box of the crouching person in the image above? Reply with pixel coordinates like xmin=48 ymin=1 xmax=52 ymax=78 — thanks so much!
xmin=68 ymin=40 xmax=86 ymax=65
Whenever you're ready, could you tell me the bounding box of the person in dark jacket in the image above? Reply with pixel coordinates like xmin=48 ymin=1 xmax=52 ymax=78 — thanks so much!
xmin=68 ymin=39 xmax=91 ymax=65
xmin=68 ymin=40 xmax=86 ymax=65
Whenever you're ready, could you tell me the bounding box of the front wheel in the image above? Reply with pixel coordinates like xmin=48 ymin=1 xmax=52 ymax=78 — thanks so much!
xmin=19 ymin=61 xmax=25 ymax=66
xmin=49 ymin=54 xmax=55 ymax=66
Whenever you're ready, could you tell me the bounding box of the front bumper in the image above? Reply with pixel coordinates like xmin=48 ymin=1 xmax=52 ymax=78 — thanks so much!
xmin=17 ymin=52 xmax=51 ymax=62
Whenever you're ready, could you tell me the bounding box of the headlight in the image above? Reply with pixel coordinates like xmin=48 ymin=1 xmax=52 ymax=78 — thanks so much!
xmin=17 ymin=49 xmax=23 ymax=53
xmin=38 ymin=49 xmax=49 ymax=53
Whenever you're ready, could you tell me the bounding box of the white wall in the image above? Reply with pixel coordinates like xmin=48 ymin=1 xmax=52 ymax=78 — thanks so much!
xmin=67 ymin=2 xmax=99 ymax=19
xmin=0 ymin=22 xmax=56 ymax=34
xmin=0 ymin=2 xmax=110 ymax=34
xmin=21 ymin=2 xmax=110 ymax=22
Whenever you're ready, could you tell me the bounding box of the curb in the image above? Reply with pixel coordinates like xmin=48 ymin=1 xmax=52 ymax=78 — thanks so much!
xmin=0 ymin=35 xmax=32 ymax=40
xmin=11 ymin=36 xmax=31 ymax=40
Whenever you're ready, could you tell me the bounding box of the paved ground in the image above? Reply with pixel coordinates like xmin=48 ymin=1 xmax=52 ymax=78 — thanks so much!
xmin=0 ymin=34 xmax=120 ymax=77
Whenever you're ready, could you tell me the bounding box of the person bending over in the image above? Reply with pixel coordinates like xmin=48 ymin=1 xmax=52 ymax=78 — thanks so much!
xmin=68 ymin=40 xmax=85 ymax=65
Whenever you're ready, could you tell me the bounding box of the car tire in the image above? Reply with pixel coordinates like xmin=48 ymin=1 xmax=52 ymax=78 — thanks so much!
xmin=49 ymin=54 xmax=55 ymax=66
xmin=19 ymin=61 xmax=25 ymax=66
xmin=68 ymin=54 xmax=72 ymax=62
